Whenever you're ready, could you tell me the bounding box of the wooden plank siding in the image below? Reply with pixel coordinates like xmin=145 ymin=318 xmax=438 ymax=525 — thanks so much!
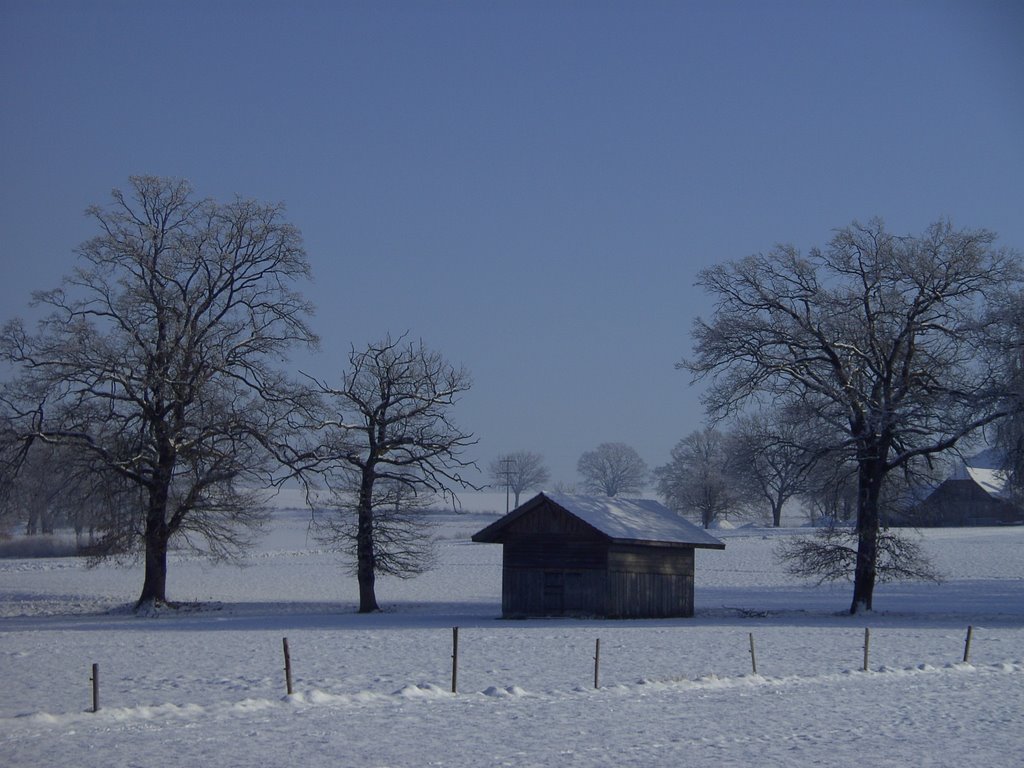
xmin=502 ymin=538 xmax=608 ymax=570
xmin=502 ymin=566 xmax=607 ymax=617
xmin=608 ymin=544 xmax=694 ymax=575
xmin=501 ymin=537 xmax=608 ymax=617
xmin=607 ymin=571 xmax=694 ymax=618
xmin=498 ymin=503 xmax=605 ymax=538
xmin=607 ymin=544 xmax=695 ymax=618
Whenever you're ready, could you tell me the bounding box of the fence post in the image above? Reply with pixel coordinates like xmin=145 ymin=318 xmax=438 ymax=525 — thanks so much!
xmin=594 ymin=638 xmax=601 ymax=689
xmin=91 ymin=663 xmax=99 ymax=713
xmin=863 ymin=628 xmax=871 ymax=672
xmin=748 ymin=633 xmax=758 ymax=675
xmin=451 ymin=627 xmax=459 ymax=694
xmin=963 ymin=625 xmax=973 ymax=664
xmin=283 ymin=637 xmax=294 ymax=695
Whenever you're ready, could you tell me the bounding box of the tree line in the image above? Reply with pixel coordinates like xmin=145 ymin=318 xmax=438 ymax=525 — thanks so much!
xmin=2 ymin=178 xmax=1021 ymax=617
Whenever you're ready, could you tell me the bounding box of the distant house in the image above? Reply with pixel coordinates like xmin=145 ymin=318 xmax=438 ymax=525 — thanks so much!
xmin=904 ymin=450 xmax=1024 ymax=527
xmin=471 ymin=492 xmax=725 ymax=619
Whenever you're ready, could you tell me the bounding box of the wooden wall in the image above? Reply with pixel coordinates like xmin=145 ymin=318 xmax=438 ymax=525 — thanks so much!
xmin=607 ymin=544 xmax=695 ymax=618
xmin=606 ymin=571 xmax=694 ymax=618
xmin=493 ymin=499 xmax=700 ymax=618
xmin=501 ymin=566 xmax=608 ymax=617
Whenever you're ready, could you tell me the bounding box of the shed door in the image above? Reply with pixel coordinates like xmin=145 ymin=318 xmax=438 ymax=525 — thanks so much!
xmin=542 ymin=571 xmax=585 ymax=615
xmin=543 ymin=571 xmax=564 ymax=613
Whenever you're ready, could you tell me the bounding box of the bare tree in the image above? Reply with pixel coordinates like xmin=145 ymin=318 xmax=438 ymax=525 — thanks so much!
xmin=489 ymin=451 xmax=550 ymax=509
xmin=655 ymin=428 xmax=739 ymax=528
xmin=725 ymin=405 xmax=816 ymax=527
xmin=994 ymin=421 xmax=1024 ymax=503
xmin=685 ymin=218 xmax=1020 ymax=613
xmin=781 ymin=450 xmax=941 ymax=581
xmin=0 ymin=176 xmax=318 ymax=609
xmin=986 ymin=290 xmax=1024 ymax=501
xmin=314 ymin=473 xmax=437 ymax=581
xmin=61 ymin=456 xmax=141 ymax=551
xmin=310 ymin=335 xmax=476 ymax=613
xmin=798 ymin=448 xmax=858 ymax=526
xmin=577 ymin=442 xmax=648 ymax=497
xmin=777 ymin=526 xmax=940 ymax=584
xmin=6 ymin=442 xmax=62 ymax=535
xmin=0 ymin=440 xmax=120 ymax=542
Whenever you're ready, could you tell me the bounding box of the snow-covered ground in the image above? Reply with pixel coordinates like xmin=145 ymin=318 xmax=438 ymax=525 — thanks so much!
xmin=2 ymin=500 xmax=1022 ymax=767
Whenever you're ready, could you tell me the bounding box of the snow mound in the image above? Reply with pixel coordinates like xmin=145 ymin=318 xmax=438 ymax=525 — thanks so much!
xmin=482 ymin=685 xmax=528 ymax=698
xmin=393 ymin=683 xmax=451 ymax=699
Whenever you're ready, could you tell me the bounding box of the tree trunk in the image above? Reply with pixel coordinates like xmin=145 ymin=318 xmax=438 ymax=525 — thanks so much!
xmin=356 ymin=471 xmax=379 ymax=613
xmin=138 ymin=531 xmax=169 ymax=608
xmin=850 ymin=454 xmax=885 ymax=615
xmin=771 ymin=500 xmax=783 ymax=528
xmin=137 ymin=485 xmax=170 ymax=609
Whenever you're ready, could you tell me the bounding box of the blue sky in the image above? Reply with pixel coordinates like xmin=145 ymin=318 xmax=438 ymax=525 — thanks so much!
xmin=2 ymin=1 xmax=1022 ymax=487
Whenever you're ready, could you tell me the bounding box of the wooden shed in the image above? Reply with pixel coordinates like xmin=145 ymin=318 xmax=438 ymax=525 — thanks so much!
xmin=472 ymin=492 xmax=725 ymax=619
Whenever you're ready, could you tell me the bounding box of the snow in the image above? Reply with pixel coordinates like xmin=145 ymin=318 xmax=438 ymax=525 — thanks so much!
xmin=950 ymin=448 xmax=1012 ymax=497
xmin=2 ymin=508 xmax=1023 ymax=767
xmin=476 ymin=492 xmax=725 ymax=548
xmin=544 ymin=492 xmax=725 ymax=547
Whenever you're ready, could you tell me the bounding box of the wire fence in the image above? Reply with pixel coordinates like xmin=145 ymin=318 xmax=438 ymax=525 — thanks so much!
xmin=78 ymin=624 xmax=982 ymax=714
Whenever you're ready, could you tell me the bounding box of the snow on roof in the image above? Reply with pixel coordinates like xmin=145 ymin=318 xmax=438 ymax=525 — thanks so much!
xmin=951 ymin=449 xmax=1011 ymax=497
xmin=475 ymin=492 xmax=725 ymax=549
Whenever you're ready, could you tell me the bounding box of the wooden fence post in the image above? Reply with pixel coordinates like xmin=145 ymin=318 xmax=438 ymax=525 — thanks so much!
xmin=594 ymin=638 xmax=601 ymax=689
xmin=863 ymin=628 xmax=871 ymax=672
xmin=451 ymin=627 xmax=459 ymax=694
xmin=282 ymin=637 xmax=294 ymax=695
xmin=91 ymin=663 xmax=99 ymax=713
xmin=963 ymin=625 xmax=973 ymax=664
xmin=748 ymin=633 xmax=758 ymax=675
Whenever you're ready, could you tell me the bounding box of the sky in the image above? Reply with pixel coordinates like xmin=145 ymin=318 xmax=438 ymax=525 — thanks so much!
xmin=1 ymin=0 xmax=1023 ymax=488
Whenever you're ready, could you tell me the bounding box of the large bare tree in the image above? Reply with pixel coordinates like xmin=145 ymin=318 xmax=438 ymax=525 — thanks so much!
xmin=685 ymin=218 xmax=1019 ymax=613
xmin=0 ymin=176 xmax=318 ymax=609
xmin=310 ymin=335 xmax=476 ymax=613
xmin=489 ymin=450 xmax=550 ymax=510
xmin=577 ymin=442 xmax=648 ymax=497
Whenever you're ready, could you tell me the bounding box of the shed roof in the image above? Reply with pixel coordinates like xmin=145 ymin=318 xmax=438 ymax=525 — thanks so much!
xmin=472 ymin=492 xmax=725 ymax=549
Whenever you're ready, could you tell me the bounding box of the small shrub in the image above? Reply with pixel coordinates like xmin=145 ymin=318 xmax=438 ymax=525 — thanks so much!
xmin=775 ymin=526 xmax=942 ymax=584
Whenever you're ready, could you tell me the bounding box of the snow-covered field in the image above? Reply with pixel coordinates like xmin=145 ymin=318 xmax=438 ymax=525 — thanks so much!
xmin=2 ymin=500 xmax=1023 ymax=767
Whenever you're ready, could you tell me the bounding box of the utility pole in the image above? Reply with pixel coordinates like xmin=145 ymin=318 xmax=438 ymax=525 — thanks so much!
xmin=502 ymin=457 xmax=514 ymax=514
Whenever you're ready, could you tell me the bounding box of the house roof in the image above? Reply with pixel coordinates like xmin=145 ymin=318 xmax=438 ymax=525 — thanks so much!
xmin=950 ymin=448 xmax=1010 ymax=497
xmin=472 ymin=492 xmax=726 ymax=549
